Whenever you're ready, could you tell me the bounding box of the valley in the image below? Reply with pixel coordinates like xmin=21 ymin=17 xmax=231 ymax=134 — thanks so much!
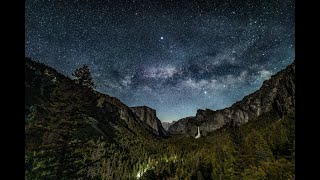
xmin=25 ymin=57 xmax=295 ymax=179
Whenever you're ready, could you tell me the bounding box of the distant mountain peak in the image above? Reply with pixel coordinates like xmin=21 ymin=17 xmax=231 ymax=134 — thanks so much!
xmin=161 ymin=121 xmax=176 ymax=131
xmin=130 ymin=106 xmax=166 ymax=136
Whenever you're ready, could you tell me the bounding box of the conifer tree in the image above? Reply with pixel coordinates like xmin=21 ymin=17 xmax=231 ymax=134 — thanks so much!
xmin=72 ymin=65 xmax=95 ymax=89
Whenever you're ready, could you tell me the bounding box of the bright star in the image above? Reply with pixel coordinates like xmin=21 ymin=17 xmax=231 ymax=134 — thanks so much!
xmin=204 ymin=91 xmax=207 ymax=94
xmin=160 ymin=36 xmax=164 ymax=40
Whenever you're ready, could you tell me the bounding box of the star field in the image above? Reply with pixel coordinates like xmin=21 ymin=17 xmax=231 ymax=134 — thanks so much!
xmin=25 ymin=0 xmax=295 ymax=122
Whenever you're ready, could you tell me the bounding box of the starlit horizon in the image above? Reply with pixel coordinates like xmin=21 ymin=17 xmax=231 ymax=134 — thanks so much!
xmin=26 ymin=0 xmax=294 ymax=122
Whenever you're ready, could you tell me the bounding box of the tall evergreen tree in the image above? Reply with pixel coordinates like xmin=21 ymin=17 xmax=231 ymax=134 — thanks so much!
xmin=72 ymin=65 xmax=95 ymax=89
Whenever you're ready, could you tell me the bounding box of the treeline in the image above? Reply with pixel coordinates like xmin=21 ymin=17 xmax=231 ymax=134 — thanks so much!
xmin=26 ymin=110 xmax=295 ymax=179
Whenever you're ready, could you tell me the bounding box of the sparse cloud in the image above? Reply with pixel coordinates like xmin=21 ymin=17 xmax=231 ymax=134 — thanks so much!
xmin=142 ymin=86 xmax=152 ymax=92
xmin=178 ymin=70 xmax=249 ymax=91
xmin=143 ymin=65 xmax=178 ymax=79
xmin=258 ymin=70 xmax=272 ymax=80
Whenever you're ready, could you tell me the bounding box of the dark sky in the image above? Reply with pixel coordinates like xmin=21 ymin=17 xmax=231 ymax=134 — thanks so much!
xmin=25 ymin=0 xmax=295 ymax=122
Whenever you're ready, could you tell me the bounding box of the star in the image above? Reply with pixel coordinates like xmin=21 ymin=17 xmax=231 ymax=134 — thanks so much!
xmin=25 ymin=0 xmax=295 ymax=122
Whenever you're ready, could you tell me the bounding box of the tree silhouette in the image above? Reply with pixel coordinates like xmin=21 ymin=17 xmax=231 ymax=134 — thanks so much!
xmin=72 ymin=65 xmax=95 ymax=89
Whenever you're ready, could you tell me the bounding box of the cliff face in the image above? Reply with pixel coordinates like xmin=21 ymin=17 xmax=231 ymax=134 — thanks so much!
xmin=168 ymin=62 xmax=295 ymax=136
xmin=130 ymin=106 xmax=166 ymax=136
xmin=165 ymin=117 xmax=196 ymax=135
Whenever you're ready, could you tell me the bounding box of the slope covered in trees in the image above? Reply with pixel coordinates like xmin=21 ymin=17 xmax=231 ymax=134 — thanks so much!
xmin=25 ymin=57 xmax=295 ymax=179
xmin=25 ymin=57 xmax=163 ymax=179
xmin=140 ymin=111 xmax=295 ymax=179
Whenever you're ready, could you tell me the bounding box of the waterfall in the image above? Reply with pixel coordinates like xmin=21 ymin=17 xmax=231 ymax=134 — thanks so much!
xmin=195 ymin=127 xmax=201 ymax=139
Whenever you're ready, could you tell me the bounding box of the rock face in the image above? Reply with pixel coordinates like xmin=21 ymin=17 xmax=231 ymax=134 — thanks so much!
xmin=161 ymin=121 xmax=176 ymax=131
xmin=168 ymin=62 xmax=295 ymax=136
xmin=166 ymin=117 xmax=197 ymax=136
xmin=130 ymin=106 xmax=166 ymax=136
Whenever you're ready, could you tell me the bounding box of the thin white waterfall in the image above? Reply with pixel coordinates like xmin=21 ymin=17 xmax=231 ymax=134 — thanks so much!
xmin=195 ymin=127 xmax=201 ymax=139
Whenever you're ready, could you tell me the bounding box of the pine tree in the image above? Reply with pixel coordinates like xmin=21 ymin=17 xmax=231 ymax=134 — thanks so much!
xmin=72 ymin=65 xmax=95 ymax=89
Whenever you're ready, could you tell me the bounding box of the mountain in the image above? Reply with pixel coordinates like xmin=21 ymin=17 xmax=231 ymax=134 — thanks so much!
xmin=130 ymin=106 xmax=166 ymax=136
xmin=168 ymin=62 xmax=295 ymax=136
xmin=25 ymin=57 xmax=163 ymax=179
xmin=161 ymin=121 xmax=176 ymax=131
xmin=25 ymin=57 xmax=159 ymax=138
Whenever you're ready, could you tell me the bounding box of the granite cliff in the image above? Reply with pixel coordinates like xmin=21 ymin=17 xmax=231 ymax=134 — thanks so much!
xmin=130 ymin=106 xmax=166 ymax=136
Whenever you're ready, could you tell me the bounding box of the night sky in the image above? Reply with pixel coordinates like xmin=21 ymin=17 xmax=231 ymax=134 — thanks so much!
xmin=25 ymin=0 xmax=295 ymax=122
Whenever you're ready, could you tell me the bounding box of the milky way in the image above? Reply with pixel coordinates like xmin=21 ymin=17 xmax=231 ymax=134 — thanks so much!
xmin=25 ymin=0 xmax=295 ymax=122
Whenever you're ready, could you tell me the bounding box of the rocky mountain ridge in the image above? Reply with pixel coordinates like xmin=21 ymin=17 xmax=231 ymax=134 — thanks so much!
xmin=25 ymin=57 xmax=163 ymax=141
xmin=168 ymin=62 xmax=295 ymax=136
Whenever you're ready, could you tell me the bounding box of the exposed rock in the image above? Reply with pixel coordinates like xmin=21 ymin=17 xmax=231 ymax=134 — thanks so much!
xmin=161 ymin=121 xmax=176 ymax=131
xmin=130 ymin=106 xmax=166 ymax=136
xmin=168 ymin=62 xmax=295 ymax=136
xmin=167 ymin=116 xmax=197 ymax=136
